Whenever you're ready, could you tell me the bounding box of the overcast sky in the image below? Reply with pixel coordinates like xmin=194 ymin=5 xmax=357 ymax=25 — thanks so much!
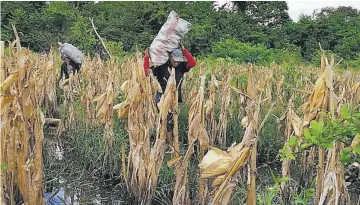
xmin=287 ymin=1 xmax=360 ymax=21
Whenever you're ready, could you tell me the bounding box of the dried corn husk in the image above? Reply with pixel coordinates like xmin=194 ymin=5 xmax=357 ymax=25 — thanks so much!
xmin=217 ymin=76 xmax=231 ymax=146
xmin=1 ymin=25 xmax=45 ymax=205
xmin=351 ymin=134 xmax=360 ymax=153
xmin=199 ymin=143 xmax=251 ymax=205
xmin=280 ymin=96 xmax=303 ymax=199
xmin=173 ymin=75 xmax=209 ymax=205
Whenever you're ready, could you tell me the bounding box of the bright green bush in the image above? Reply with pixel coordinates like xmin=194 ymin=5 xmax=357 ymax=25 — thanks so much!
xmin=210 ymin=39 xmax=274 ymax=66
xmin=344 ymin=54 xmax=360 ymax=71
xmin=207 ymin=39 xmax=305 ymax=68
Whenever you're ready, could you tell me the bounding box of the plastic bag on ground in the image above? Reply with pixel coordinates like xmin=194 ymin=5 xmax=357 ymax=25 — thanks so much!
xmin=58 ymin=42 xmax=83 ymax=64
xmin=149 ymin=11 xmax=191 ymax=67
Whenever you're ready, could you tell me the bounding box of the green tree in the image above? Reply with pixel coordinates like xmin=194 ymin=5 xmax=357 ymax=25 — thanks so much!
xmin=229 ymin=1 xmax=290 ymax=28
xmin=1 ymin=1 xmax=359 ymax=66
xmin=285 ymin=6 xmax=360 ymax=62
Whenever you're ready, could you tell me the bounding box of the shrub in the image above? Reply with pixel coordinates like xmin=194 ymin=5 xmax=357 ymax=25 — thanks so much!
xmin=210 ymin=39 xmax=274 ymax=66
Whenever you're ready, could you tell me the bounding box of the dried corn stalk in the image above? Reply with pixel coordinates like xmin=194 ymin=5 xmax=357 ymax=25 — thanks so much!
xmin=93 ymin=72 xmax=115 ymax=163
xmin=59 ymin=66 xmax=76 ymax=128
xmin=31 ymin=50 xmax=57 ymax=116
xmin=43 ymin=54 xmax=58 ymax=116
xmin=338 ymin=67 xmax=360 ymax=106
xmin=279 ymin=96 xmax=302 ymax=199
xmin=171 ymin=75 xmax=209 ymax=205
xmin=80 ymin=81 xmax=95 ymax=122
xmin=205 ymin=74 xmax=218 ymax=145
xmin=264 ymin=69 xmax=273 ymax=102
xmin=146 ymin=67 xmax=176 ymax=204
xmin=1 ymin=41 xmax=5 ymax=82
xmin=80 ymin=57 xmax=123 ymax=124
xmin=199 ymin=65 xmax=262 ymax=205
xmin=317 ymin=60 xmax=349 ymax=205
xmin=217 ymin=76 xmax=231 ymax=147
xmin=200 ymin=104 xmax=260 ymax=205
xmin=0 ymin=40 xmax=5 ymax=205
xmin=117 ymin=57 xmax=149 ymax=201
xmin=315 ymin=56 xmax=333 ymax=205
xmin=114 ymin=52 xmax=164 ymax=204
xmin=245 ymin=65 xmax=259 ymax=205
xmin=1 ymin=25 xmax=45 ymax=205
xmin=319 ymin=140 xmax=350 ymax=205
xmin=276 ymin=75 xmax=285 ymax=103
xmin=299 ymin=51 xmax=349 ymax=204
xmin=199 ymin=142 xmax=251 ymax=205
xmin=299 ymin=53 xmax=330 ymax=191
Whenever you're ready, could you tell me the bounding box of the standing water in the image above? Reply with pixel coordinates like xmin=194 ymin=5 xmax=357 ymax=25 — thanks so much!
xmin=43 ymin=128 xmax=122 ymax=204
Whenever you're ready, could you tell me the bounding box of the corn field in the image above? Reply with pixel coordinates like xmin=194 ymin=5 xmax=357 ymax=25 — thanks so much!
xmin=1 ymin=27 xmax=360 ymax=205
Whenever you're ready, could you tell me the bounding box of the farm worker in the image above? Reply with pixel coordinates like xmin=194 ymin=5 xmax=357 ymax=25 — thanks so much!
xmin=57 ymin=53 xmax=82 ymax=85
xmin=143 ymin=41 xmax=196 ymax=146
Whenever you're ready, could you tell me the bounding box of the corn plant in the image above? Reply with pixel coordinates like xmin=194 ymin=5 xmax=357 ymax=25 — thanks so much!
xmin=216 ymin=76 xmax=231 ymax=147
xmin=1 ymin=25 xmax=45 ymax=205
xmin=279 ymin=96 xmax=303 ymax=200
xmin=115 ymin=52 xmax=169 ymax=204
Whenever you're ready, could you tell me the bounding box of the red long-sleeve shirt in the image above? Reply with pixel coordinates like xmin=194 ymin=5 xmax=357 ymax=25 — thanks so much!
xmin=144 ymin=48 xmax=196 ymax=75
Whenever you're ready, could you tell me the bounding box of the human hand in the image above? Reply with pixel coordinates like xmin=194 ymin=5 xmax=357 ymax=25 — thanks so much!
xmin=146 ymin=69 xmax=153 ymax=76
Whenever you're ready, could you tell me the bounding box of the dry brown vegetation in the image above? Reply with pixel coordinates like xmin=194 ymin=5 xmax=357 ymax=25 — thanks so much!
xmin=1 ymin=27 xmax=360 ymax=204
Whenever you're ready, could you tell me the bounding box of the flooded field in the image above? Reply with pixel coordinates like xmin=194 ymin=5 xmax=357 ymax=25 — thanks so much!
xmin=43 ymin=129 xmax=360 ymax=205
xmin=43 ymin=130 xmax=129 ymax=205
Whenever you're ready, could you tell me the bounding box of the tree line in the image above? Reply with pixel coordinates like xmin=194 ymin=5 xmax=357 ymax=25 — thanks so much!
xmin=1 ymin=1 xmax=360 ymax=68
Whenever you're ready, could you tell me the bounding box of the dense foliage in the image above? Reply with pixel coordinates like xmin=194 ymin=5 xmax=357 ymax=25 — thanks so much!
xmin=1 ymin=1 xmax=360 ymax=68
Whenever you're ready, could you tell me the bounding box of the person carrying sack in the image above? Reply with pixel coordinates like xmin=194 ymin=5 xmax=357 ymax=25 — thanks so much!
xmin=57 ymin=43 xmax=83 ymax=93
xmin=57 ymin=53 xmax=82 ymax=84
xmin=143 ymin=41 xmax=196 ymax=147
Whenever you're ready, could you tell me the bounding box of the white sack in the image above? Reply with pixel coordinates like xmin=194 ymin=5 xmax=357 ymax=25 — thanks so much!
xmin=58 ymin=42 xmax=83 ymax=64
xmin=149 ymin=11 xmax=191 ymax=67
